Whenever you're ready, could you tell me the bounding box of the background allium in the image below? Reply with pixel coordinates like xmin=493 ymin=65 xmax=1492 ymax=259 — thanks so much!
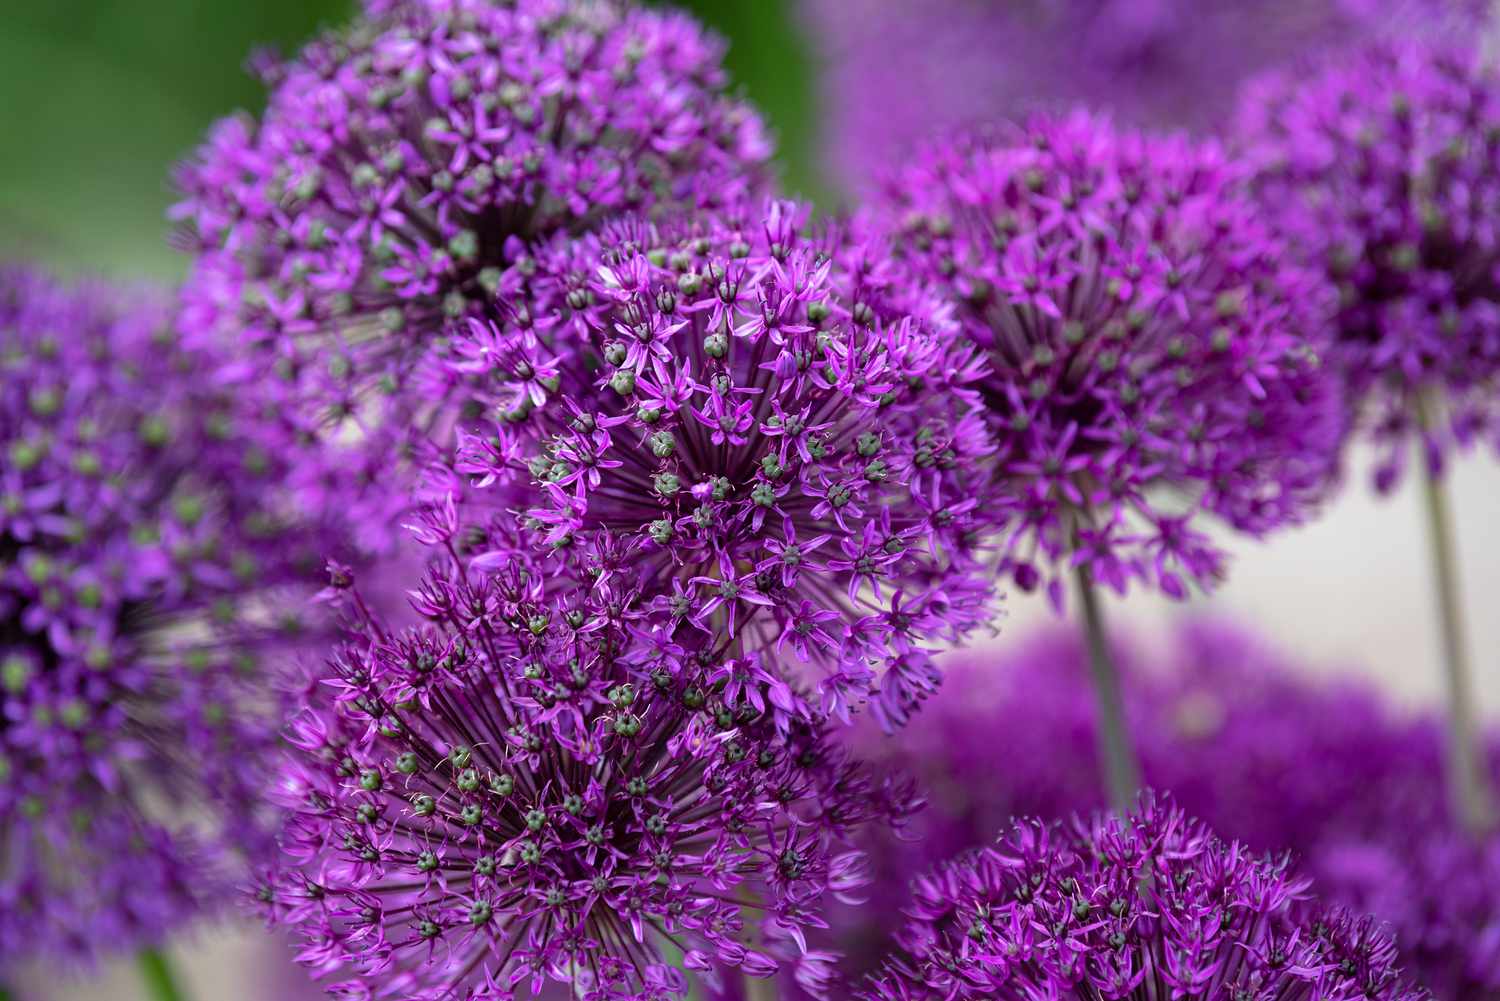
xmin=838 ymin=621 xmax=1500 ymax=1000
xmin=874 ymin=114 xmax=1342 ymax=601
xmin=0 ymin=266 xmax=331 ymax=966
xmin=269 ymin=535 xmax=913 ymax=1001
xmin=448 ymin=200 xmax=993 ymax=726
xmin=1238 ymin=41 xmax=1500 ymax=490
xmin=174 ymin=0 xmax=772 ymax=547
xmin=860 ymin=796 xmax=1425 ymax=1001
xmin=800 ymin=0 xmax=1486 ymax=190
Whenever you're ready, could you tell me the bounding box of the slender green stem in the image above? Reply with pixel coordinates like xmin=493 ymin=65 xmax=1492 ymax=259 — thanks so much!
xmin=1074 ymin=565 xmax=1142 ymax=814
xmin=743 ymin=975 xmax=777 ymax=1001
xmin=1417 ymin=401 xmax=1496 ymax=835
xmin=137 ymin=948 xmax=188 ymax=1001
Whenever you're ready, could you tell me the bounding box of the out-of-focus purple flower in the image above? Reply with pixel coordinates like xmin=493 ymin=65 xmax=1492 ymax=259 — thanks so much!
xmin=445 ymin=200 xmax=995 ymax=727
xmin=266 ymin=527 xmax=915 ymax=1001
xmin=173 ymin=0 xmax=772 ymax=548
xmin=838 ymin=621 xmax=1500 ymax=1000
xmin=859 ymin=795 xmax=1426 ymax=1001
xmin=800 ymin=0 xmax=1486 ymax=191
xmin=871 ymin=115 xmax=1342 ymax=603
xmin=0 ymin=266 xmax=334 ymax=967
xmin=1237 ymin=41 xmax=1500 ymax=490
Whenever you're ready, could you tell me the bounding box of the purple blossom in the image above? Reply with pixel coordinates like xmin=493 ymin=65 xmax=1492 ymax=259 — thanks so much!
xmin=859 ymin=795 xmax=1426 ymax=1001
xmin=1237 ymin=40 xmax=1500 ymax=489
xmin=173 ymin=0 xmax=772 ymax=547
xmin=839 ymin=621 xmax=1499 ymax=1000
xmin=0 ymin=266 xmax=334 ymax=966
xmin=871 ymin=114 xmax=1343 ymax=602
xmin=266 ymin=535 xmax=916 ymax=1001
xmin=445 ymin=200 xmax=995 ymax=727
xmin=799 ymin=0 xmax=1486 ymax=190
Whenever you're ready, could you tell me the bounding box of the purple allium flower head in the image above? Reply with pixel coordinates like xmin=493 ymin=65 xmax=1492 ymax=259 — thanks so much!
xmin=446 ymin=200 xmax=995 ymax=727
xmin=839 ymin=621 xmax=1500 ymax=1000
xmin=1237 ymin=41 xmax=1500 ymax=490
xmin=173 ymin=0 xmax=772 ymax=544
xmin=800 ymin=0 xmax=1487 ymax=190
xmin=859 ymin=795 xmax=1426 ymax=1001
xmin=267 ymin=532 xmax=914 ymax=1001
xmin=0 ymin=266 xmax=332 ymax=966
xmin=872 ymin=115 xmax=1342 ymax=602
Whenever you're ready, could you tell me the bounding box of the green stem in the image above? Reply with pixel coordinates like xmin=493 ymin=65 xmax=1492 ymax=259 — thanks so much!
xmin=1074 ymin=565 xmax=1142 ymax=814
xmin=0 ymin=983 xmax=15 ymax=1001
xmin=1417 ymin=400 xmax=1496 ymax=835
xmin=137 ymin=948 xmax=188 ymax=1001
xmin=743 ymin=975 xmax=777 ymax=1001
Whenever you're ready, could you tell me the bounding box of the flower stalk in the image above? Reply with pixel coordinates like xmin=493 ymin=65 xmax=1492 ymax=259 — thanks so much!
xmin=137 ymin=948 xmax=188 ymax=1001
xmin=1418 ymin=395 xmax=1496 ymax=835
xmin=1073 ymin=565 xmax=1142 ymax=813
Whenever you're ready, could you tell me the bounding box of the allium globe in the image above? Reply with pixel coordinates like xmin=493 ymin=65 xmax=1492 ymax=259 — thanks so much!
xmin=873 ymin=114 xmax=1342 ymax=601
xmin=448 ymin=200 xmax=994 ymax=726
xmin=173 ymin=0 xmax=772 ymax=541
xmin=800 ymin=0 xmax=1486 ymax=190
xmin=839 ymin=621 xmax=1500 ymax=1001
xmin=1238 ymin=41 xmax=1500 ymax=489
xmin=0 ymin=267 xmax=331 ymax=965
xmin=267 ymin=539 xmax=913 ymax=1001
xmin=860 ymin=796 xmax=1427 ymax=1001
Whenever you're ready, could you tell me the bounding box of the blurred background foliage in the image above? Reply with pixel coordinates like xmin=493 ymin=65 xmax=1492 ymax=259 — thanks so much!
xmin=0 ymin=0 xmax=824 ymax=280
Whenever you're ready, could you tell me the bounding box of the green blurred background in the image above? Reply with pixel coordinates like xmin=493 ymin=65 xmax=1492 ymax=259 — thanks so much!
xmin=0 ymin=0 xmax=825 ymax=280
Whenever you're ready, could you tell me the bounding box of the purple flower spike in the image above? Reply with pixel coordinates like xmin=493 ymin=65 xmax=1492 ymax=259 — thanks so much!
xmin=0 ymin=266 xmax=334 ymax=966
xmin=267 ymin=542 xmax=914 ymax=1001
xmin=872 ymin=114 xmax=1343 ymax=601
xmin=1238 ymin=41 xmax=1500 ymax=489
xmin=173 ymin=0 xmax=772 ymax=540
xmin=446 ymin=200 xmax=995 ymax=727
xmin=860 ymin=796 xmax=1427 ymax=1001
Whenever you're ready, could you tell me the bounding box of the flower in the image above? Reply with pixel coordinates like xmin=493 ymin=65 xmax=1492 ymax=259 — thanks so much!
xmin=0 ymin=266 xmax=333 ymax=966
xmin=798 ymin=0 xmax=1486 ymax=190
xmin=860 ymin=795 xmax=1427 ymax=1001
xmin=267 ymin=536 xmax=914 ymax=1001
xmin=871 ymin=114 xmax=1343 ymax=602
xmin=173 ymin=0 xmax=772 ymax=543
xmin=446 ymin=200 xmax=994 ymax=727
xmin=838 ymin=621 xmax=1499 ymax=1000
xmin=1237 ymin=40 xmax=1500 ymax=490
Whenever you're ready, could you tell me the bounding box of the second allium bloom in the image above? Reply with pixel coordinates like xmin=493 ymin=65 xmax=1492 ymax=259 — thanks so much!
xmin=450 ymin=201 xmax=994 ymax=726
xmin=1239 ymin=41 xmax=1500 ymax=489
xmin=874 ymin=113 xmax=1343 ymax=601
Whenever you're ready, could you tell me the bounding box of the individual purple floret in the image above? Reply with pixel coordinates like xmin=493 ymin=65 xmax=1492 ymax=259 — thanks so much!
xmin=840 ymin=621 xmax=1500 ymax=1000
xmin=446 ymin=200 xmax=995 ymax=727
xmin=1238 ymin=40 xmax=1500 ymax=490
xmin=872 ymin=114 xmax=1342 ymax=602
xmin=0 ymin=266 xmax=332 ymax=967
xmin=800 ymin=0 xmax=1486 ymax=190
xmin=860 ymin=795 xmax=1426 ymax=1001
xmin=173 ymin=0 xmax=772 ymax=543
xmin=266 ymin=531 xmax=914 ymax=1001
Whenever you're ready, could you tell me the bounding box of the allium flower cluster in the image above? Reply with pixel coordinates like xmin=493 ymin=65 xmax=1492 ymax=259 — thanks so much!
xmin=874 ymin=114 xmax=1342 ymax=600
xmin=269 ymin=540 xmax=913 ymax=1001
xmin=0 ymin=266 xmax=330 ymax=965
xmin=449 ymin=200 xmax=993 ymax=725
xmin=173 ymin=0 xmax=771 ymax=541
xmin=1238 ymin=41 xmax=1500 ymax=489
xmin=860 ymin=796 xmax=1425 ymax=1001
xmin=799 ymin=0 xmax=1484 ymax=190
xmin=842 ymin=621 xmax=1500 ymax=1000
